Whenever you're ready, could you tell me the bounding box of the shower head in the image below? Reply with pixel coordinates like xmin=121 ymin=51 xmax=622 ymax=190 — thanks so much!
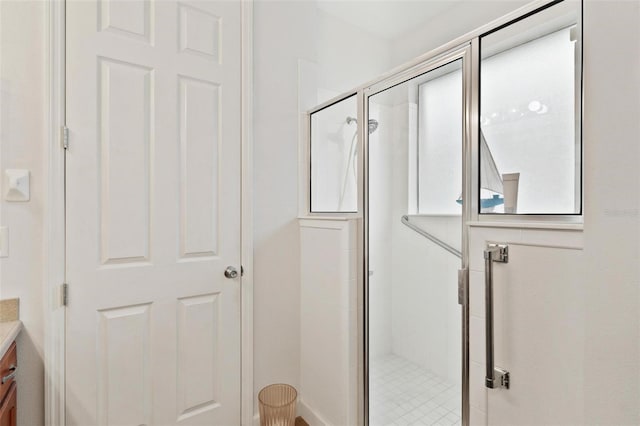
xmin=368 ymin=119 xmax=379 ymax=134
xmin=346 ymin=116 xmax=379 ymax=134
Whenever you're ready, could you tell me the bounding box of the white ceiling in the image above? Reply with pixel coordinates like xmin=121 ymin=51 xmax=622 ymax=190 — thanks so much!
xmin=316 ymin=0 xmax=463 ymax=40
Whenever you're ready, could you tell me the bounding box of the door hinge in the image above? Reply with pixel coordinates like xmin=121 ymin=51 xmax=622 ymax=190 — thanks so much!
xmin=61 ymin=126 xmax=69 ymax=150
xmin=61 ymin=283 xmax=68 ymax=306
xmin=457 ymin=268 xmax=468 ymax=306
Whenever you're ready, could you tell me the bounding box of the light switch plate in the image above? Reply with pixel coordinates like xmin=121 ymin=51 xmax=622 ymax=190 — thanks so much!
xmin=0 ymin=227 xmax=9 ymax=258
xmin=5 ymin=169 xmax=30 ymax=201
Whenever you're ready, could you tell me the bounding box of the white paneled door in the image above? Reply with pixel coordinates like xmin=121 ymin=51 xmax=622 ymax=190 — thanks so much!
xmin=65 ymin=0 xmax=242 ymax=424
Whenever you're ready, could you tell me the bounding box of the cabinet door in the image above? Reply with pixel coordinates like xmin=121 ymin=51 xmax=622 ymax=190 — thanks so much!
xmin=0 ymin=343 xmax=16 ymax=404
xmin=0 ymin=383 xmax=16 ymax=426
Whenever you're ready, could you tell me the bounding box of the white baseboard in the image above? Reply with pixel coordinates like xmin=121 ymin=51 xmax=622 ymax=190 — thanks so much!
xmin=297 ymin=399 xmax=329 ymax=426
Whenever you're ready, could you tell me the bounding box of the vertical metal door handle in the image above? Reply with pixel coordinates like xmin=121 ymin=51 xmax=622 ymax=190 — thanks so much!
xmin=484 ymin=244 xmax=510 ymax=389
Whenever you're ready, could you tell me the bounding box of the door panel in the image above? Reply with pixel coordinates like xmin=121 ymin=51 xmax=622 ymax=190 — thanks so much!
xmin=469 ymin=227 xmax=585 ymax=425
xmin=65 ymin=1 xmax=242 ymax=424
xmin=366 ymin=56 xmax=466 ymax=426
xmin=97 ymin=304 xmax=152 ymax=425
xmin=176 ymin=293 xmax=222 ymax=420
xmin=98 ymin=57 xmax=152 ymax=264
xmin=178 ymin=76 xmax=221 ymax=258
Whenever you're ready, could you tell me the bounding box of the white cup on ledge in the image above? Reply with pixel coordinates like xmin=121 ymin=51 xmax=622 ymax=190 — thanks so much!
xmin=502 ymin=173 xmax=520 ymax=214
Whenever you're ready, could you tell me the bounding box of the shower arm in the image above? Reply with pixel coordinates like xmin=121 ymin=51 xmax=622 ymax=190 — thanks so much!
xmin=400 ymin=215 xmax=461 ymax=259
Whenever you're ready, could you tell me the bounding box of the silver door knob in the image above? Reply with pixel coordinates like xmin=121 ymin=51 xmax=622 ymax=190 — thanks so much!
xmin=224 ymin=266 xmax=238 ymax=279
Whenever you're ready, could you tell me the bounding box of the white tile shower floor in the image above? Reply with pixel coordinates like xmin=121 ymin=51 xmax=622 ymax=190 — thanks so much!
xmin=370 ymin=354 xmax=461 ymax=426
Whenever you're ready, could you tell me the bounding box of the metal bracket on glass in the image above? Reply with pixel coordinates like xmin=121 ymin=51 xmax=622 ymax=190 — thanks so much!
xmin=486 ymin=367 xmax=509 ymax=389
xmin=484 ymin=243 xmax=510 ymax=390
xmin=485 ymin=243 xmax=508 ymax=263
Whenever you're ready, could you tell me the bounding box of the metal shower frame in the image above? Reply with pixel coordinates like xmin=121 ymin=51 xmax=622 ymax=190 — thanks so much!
xmin=303 ymin=1 xmax=582 ymax=424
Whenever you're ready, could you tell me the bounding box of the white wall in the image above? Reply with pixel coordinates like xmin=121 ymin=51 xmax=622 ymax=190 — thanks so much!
xmin=315 ymin=9 xmax=391 ymax=100
xmin=580 ymin=1 xmax=640 ymax=422
xmin=0 ymin=1 xmax=46 ymax=425
xmin=253 ymin=0 xmax=316 ymax=413
xmin=389 ymin=1 xmax=529 ymax=68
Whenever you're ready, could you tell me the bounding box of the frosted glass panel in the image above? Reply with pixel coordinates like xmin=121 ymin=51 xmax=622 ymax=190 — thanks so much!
xmin=480 ymin=1 xmax=581 ymax=214
xmin=417 ymin=60 xmax=463 ymax=215
xmin=310 ymin=95 xmax=358 ymax=212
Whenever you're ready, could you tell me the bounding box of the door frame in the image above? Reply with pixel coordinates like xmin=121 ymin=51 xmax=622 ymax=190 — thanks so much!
xmin=44 ymin=1 xmax=255 ymax=424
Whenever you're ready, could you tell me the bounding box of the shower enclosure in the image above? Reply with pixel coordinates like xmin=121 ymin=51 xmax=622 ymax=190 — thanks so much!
xmin=307 ymin=48 xmax=473 ymax=425
xmin=306 ymin=2 xmax=582 ymax=425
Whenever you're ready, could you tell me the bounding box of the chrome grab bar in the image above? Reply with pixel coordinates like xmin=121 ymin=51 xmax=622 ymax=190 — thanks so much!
xmin=400 ymin=215 xmax=462 ymax=259
xmin=484 ymin=243 xmax=510 ymax=389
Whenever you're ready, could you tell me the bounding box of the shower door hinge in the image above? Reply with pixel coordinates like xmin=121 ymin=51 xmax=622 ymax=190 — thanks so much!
xmin=61 ymin=283 xmax=68 ymax=307
xmin=61 ymin=126 xmax=69 ymax=150
xmin=457 ymin=268 xmax=468 ymax=306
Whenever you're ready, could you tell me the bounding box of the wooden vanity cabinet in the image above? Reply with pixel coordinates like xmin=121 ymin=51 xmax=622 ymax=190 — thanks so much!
xmin=0 ymin=383 xmax=15 ymax=426
xmin=0 ymin=342 xmax=17 ymax=426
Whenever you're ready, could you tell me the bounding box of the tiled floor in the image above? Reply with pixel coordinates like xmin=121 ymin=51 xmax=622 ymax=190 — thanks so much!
xmin=370 ymin=354 xmax=461 ymax=426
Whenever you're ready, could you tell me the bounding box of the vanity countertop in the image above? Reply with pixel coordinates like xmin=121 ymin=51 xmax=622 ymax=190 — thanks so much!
xmin=0 ymin=321 xmax=22 ymax=359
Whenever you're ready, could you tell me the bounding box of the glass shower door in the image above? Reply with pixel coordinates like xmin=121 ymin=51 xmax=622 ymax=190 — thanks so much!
xmin=366 ymin=55 xmax=467 ymax=426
